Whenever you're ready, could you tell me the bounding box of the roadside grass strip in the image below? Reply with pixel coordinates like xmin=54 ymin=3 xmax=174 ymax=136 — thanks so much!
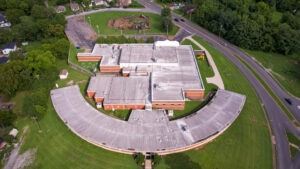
xmin=235 ymin=55 xmax=300 ymax=127
xmin=286 ymin=131 xmax=300 ymax=159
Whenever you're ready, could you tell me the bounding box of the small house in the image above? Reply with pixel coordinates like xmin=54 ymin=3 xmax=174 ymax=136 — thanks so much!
xmin=70 ymin=3 xmax=80 ymax=11
xmin=59 ymin=69 xmax=69 ymax=80
xmin=56 ymin=5 xmax=66 ymax=13
xmin=0 ymin=13 xmax=11 ymax=28
xmin=0 ymin=42 xmax=17 ymax=55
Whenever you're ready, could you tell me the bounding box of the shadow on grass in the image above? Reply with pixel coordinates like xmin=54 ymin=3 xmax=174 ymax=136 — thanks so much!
xmin=171 ymin=89 xmax=217 ymax=120
xmin=164 ymin=153 xmax=201 ymax=169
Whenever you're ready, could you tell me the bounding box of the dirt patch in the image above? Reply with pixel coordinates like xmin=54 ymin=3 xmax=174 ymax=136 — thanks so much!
xmin=12 ymin=148 xmax=37 ymax=169
xmin=288 ymin=59 xmax=298 ymax=65
xmin=76 ymin=80 xmax=88 ymax=84
xmin=75 ymin=16 xmax=84 ymax=21
xmin=107 ymin=15 xmax=150 ymax=31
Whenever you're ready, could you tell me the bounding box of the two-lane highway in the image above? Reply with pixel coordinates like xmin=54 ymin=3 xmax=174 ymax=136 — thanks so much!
xmin=135 ymin=0 xmax=300 ymax=168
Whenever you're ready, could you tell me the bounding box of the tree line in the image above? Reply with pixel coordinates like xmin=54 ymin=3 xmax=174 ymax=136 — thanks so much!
xmin=158 ymin=0 xmax=300 ymax=55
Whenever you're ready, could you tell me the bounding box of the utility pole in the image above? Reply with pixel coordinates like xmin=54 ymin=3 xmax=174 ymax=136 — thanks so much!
xmin=88 ymin=16 xmax=92 ymax=26
xmin=32 ymin=116 xmax=41 ymax=131
xmin=219 ymin=24 xmax=223 ymax=41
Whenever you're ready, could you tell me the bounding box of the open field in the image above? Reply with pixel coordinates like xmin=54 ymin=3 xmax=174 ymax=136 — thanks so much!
xmin=156 ymin=36 xmax=273 ymax=169
xmin=243 ymin=49 xmax=300 ymax=98
xmin=12 ymin=60 xmax=139 ymax=169
xmin=86 ymin=11 xmax=179 ymax=35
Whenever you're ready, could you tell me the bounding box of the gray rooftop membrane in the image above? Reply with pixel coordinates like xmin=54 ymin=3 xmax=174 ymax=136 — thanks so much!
xmin=51 ymin=85 xmax=246 ymax=152
xmin=88 ymin=76 xmax=150 ymax=105
xmin=85 ymin=43 xmax=205 ymax=102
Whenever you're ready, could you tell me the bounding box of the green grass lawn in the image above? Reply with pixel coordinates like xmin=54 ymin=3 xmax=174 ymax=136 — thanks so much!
xmin=289 ymin=146 xmax=299 ymax=159
xmin=243 ymin=49 xmax=300 ymax=98
xmin=86 ymin=11 xmax=179 ymax=35
xmin=128 ymin=0 xmax=145 ymax=8
xmin=21 ymin=41 xmax=42 ymax=52
xmin=69 ymin=44 xmax=99 ymax=73
xmin=12 ymin=60 xmax=139 ymax=169
xmin=286 ymin=131 xmax=300 ymax=147
xmin=172 ymin=101 xmax=203 ymax=119
xmin=182 ymin=39 xmax=201 ymax=50
xmin=156 ymin=36 xmax=273 ymax=169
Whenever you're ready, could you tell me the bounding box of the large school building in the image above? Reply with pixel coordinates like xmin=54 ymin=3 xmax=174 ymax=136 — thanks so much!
xmin=78 ymin=40 xmax=205 ymax=110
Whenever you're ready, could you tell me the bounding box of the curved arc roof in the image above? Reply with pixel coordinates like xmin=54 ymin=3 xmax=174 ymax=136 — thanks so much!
xmin=51 ymin=85 xmax=246 ymax=153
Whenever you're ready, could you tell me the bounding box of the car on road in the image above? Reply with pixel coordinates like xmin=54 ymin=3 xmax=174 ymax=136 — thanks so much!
xmin=221 ymin=42 xmax=228 ymax=47
xmin=180 ymin=18 xmax=185 ymax=22
xmin=284 ymin=98 xmax=293 ymax=105
xmin=174 ymin=18 xmax=179 ymax=22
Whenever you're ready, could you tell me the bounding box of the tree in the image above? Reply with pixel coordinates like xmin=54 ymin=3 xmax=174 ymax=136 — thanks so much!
xmin=161 ymin=7 xmax=173 ymax=33
xmin=6 ymin=8 xmax=25 ymax=24
xmin=46 ymin=24 xmax=65 ymax=37
xmin=0 ymin=110 xmax=16 ymax=128
xmin=9 ymin=51 xmax=24 ymax=60
xmin=24 ymin=50 xmax=56 ymax=75
xmin=52 ymin=39 xmax=69 ymax=59
xmin=52 ymin=13 xmax=67 ymax=26
xmin=0 ymin=61 xmax=25 ymax=96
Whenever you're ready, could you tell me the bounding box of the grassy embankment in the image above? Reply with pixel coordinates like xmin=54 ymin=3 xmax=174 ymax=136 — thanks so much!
xmin=156 ymin=36 xmax=273 ymax=169
xmin=235 ymin=52 xmax=300 ymax=127
xmin=243 ymin=49 xmax=300 ymax=98
xmin=86 ymin=11 xmax=179 ymax=35
xmin=12 ymin=59 xmax=139 ymax=169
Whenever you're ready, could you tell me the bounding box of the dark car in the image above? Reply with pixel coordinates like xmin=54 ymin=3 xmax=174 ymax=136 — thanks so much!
xmin=174 ymin=18 xmax=179 ymax=22
xmin=284 ymin=98 xmax=293 ymax=105
xmin=180 ymin=18 xmax=185 ymax=22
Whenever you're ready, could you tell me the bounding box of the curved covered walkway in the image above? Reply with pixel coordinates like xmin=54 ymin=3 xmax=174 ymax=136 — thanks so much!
xmin=51 ymin=85 xmax=245 ymax=154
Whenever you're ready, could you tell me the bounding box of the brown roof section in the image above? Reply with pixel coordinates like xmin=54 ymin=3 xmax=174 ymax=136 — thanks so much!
xmin=59 ymin=69 xmax=68 ymax=75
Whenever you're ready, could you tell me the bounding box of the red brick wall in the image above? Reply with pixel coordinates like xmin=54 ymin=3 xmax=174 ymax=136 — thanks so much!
xmin=95 ymin=98 xmax=104 ymax=102
xmin=152 ymin=103 xmax=185 ymax=110
xmin=122 ymin=73 xmax=129 ymax=76
xmin=100 ymin=67 xmax=122 ymax=72
xmin=104 ymin=104 xmax=145 ymax=110
xmin=184 ymin=90 xmax=204 ymax=100
xmin=87 ymin=92 xmax=96 ymax=98
xmin=77 ymin=56 xmax=102 ymax=62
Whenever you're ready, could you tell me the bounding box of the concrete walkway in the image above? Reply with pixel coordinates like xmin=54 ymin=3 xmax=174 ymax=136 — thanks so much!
xmin=186 ymin=36 xmax=224 ymax=89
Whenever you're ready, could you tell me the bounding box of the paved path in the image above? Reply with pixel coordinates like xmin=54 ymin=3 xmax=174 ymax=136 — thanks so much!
xmin=186 ymin=36 xmax=224 ymax=90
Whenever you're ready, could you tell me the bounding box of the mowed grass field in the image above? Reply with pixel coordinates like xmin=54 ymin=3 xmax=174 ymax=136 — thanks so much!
xmin=14 ymin=60 xmax=139 ymax=169
xmin=86 ymin=11 xmax=179 ymax=35
xmin=156 ymin=36 xmax=273 ymax=169
xmin=243 ymin=49 xmax=300 ymax=98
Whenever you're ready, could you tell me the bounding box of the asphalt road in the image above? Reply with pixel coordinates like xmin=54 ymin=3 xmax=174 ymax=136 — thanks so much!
xmin=135 ymin=0 xmax=300 ymax=168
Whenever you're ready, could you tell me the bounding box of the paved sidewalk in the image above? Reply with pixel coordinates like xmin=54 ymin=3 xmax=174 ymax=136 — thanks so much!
xmin=186 ymin=36 xmax=224 ymax=89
